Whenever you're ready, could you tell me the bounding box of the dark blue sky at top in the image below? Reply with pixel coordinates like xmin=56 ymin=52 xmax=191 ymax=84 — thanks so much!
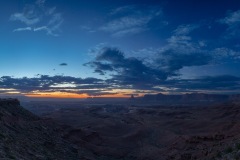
xmin=0 ymin=0 xmax=240 ymax=97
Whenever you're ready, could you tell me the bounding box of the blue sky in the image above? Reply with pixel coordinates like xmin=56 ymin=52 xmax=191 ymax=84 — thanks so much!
xmin=0 ymin=0 xmax=240 ymax=98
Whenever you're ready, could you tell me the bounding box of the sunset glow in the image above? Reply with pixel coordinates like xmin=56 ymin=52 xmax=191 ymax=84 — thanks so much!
xmin=0 ymin=0 xmax=240 ymax=99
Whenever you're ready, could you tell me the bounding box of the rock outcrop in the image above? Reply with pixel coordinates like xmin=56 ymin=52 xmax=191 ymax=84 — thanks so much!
xmin=0 ymin=98 xmax=79 ymax=160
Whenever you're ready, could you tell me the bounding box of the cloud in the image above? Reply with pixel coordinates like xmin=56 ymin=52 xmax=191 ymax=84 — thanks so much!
xmin=219 ymin=10 xmax=240 ymax=25
xmin=155 ymin=28 xmax=212 ymax=74
xmin=85 ymin=47 xmax=167 ymax=90
xmin=1 ymin=72 xmax=240 ymax=97
xmin=59 ymin=63 xmax=68 ymax=66
xmin=1 ymin=74 xmax=239 ymax=96
xmin=10 ymin=12 xmax=40 ymax=25
xmin=0 ymin=75 xmax=110 ymax=96
xmin=13 ymin=27 xmax=32 ymax=32
xmin=100 ymin=16 xmax=151 ymax=33
xmin=157 ymin=48 xmax=211 ymax=74
xmin=48 ymin=13 xmax=64 ymax=31
xmin=173 ymin=24 xmax=199 ymax=35
xmin=111 ymin=27 xmax=146 ymax=37
xmin=80 ymin=25 xmax=96 ymax=33
xmin=10 ymin=0 xmax=63 ymax=36
xmin=85 ymin=62 xmax=113 ymax=75
xmin=85 ymin=22 xmax=240 ymax=92
xmin=219 ymin=10 xmax=240 ymax=38
xmin=129 ymin=22 xmax=240 ymax=79
xmin=212 ymin=47 xmax=240 ymax=61
xmin=99 ymin=6 xmax=163 ymax=37
xmin=87 ymin=43 xmax=108 ymax=56
xmin=154 ymin=23 xmax=240 ymax=74
xmin=110 ymin=5 xmax=136 ymax=15
xmin=86 ymin=23 xmax=222 ymax=89
xmin=158 ymin=43 xmax=211 ymax=72
xmin=36 ymin=0 xmax=46 ymax=7
xmin=167 ymin=75 xmax=240 ymax=93
xmin=33 ymin=26 xmax=59 ymax=36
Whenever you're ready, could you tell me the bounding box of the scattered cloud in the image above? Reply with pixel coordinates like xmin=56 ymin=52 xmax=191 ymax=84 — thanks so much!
xmin=10 ymin=0 xmax=63 ymax=36
xmin=212 ymin=47 xmax=240 ymax=61
xmin=0 ymin=75 xmax=109 ymax=96
xmin=1 ymin=74 xmax=240 ymax=96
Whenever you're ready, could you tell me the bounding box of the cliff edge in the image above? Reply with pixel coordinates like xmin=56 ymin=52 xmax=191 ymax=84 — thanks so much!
xmin=0 ymin=98 xmax=79 ymax=160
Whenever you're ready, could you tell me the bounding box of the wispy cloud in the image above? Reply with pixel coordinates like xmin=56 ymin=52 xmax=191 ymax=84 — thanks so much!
xmin=100 ymin=16 xmax=151 ymax=33
xmin=173 ymin=24 xmax=199 ymax=35
xmin=111 ymin=27 xmax=146 ymax=37
xmin=110 ymin=5 xmax=136 ymax=15
xmin=10 ymin=0 xmax=63 ymax=36
xmin=10 ymin=13 xmax=40 ymax=25
xmin=33 ymin=26 xmax=59 ymax=36
xmin=79 ymin=25 xmax=96 ymax=33
xmin=13 ymin=27 xmax=32 ymax=32
xmin=219 ymin=10 xmax=240 ymax=38
xmin=36 ymin=0 xmax=46 ymax=7
xmin=219 ymin=10 xmax=240 ymax=25
xmin=99 ymin=6 xmax=163 ymax=37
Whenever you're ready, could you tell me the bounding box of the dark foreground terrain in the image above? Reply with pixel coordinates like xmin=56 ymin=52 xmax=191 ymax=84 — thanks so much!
xmin=2 ymin=98 xmax=240 ymax=159
xmin=0 ymin=99 xmax=78 ymax=160
xmin=22 ymin=99 xmax=240 ymax=160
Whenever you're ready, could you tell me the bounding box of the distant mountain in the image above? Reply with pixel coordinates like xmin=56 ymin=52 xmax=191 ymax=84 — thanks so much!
xmin=0 ymin=98 xmax=79 ymax=160
xmin=141 ymin=93 xmax=237 ymax=104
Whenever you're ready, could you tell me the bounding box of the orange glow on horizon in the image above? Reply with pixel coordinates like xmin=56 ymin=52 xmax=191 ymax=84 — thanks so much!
xmin=26 ymin=91 xmax=88 ymax=99
xmin=25 ymin=91 xmax=138 ymax=99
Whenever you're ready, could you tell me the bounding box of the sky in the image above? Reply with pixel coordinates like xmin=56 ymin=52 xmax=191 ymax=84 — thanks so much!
xmin=0 ymin=0 xmax=240 ymax=98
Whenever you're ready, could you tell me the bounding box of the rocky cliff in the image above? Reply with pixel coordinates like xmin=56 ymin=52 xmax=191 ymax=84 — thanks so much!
xmin=0 ymin=98 xmax=79 ymax=160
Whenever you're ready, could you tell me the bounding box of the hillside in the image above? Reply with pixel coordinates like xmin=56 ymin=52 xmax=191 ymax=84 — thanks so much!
xmin=33 ymin=101 xmax=240 ymax=160
xmin=0 ymin=99 xmax=79 ymax=160
xmin=2 ymin=98 xmax=240 ymax=159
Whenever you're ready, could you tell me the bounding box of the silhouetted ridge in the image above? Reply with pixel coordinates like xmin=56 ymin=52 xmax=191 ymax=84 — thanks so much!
xmin=141 ymin=93 xmax=232 ymax=104
xmin=0 ymin=98 xmax=20 ymax=106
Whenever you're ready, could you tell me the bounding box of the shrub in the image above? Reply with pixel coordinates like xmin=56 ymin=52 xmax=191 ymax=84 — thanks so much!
xmin=225 ymin=147 xmax=233 ymax=153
